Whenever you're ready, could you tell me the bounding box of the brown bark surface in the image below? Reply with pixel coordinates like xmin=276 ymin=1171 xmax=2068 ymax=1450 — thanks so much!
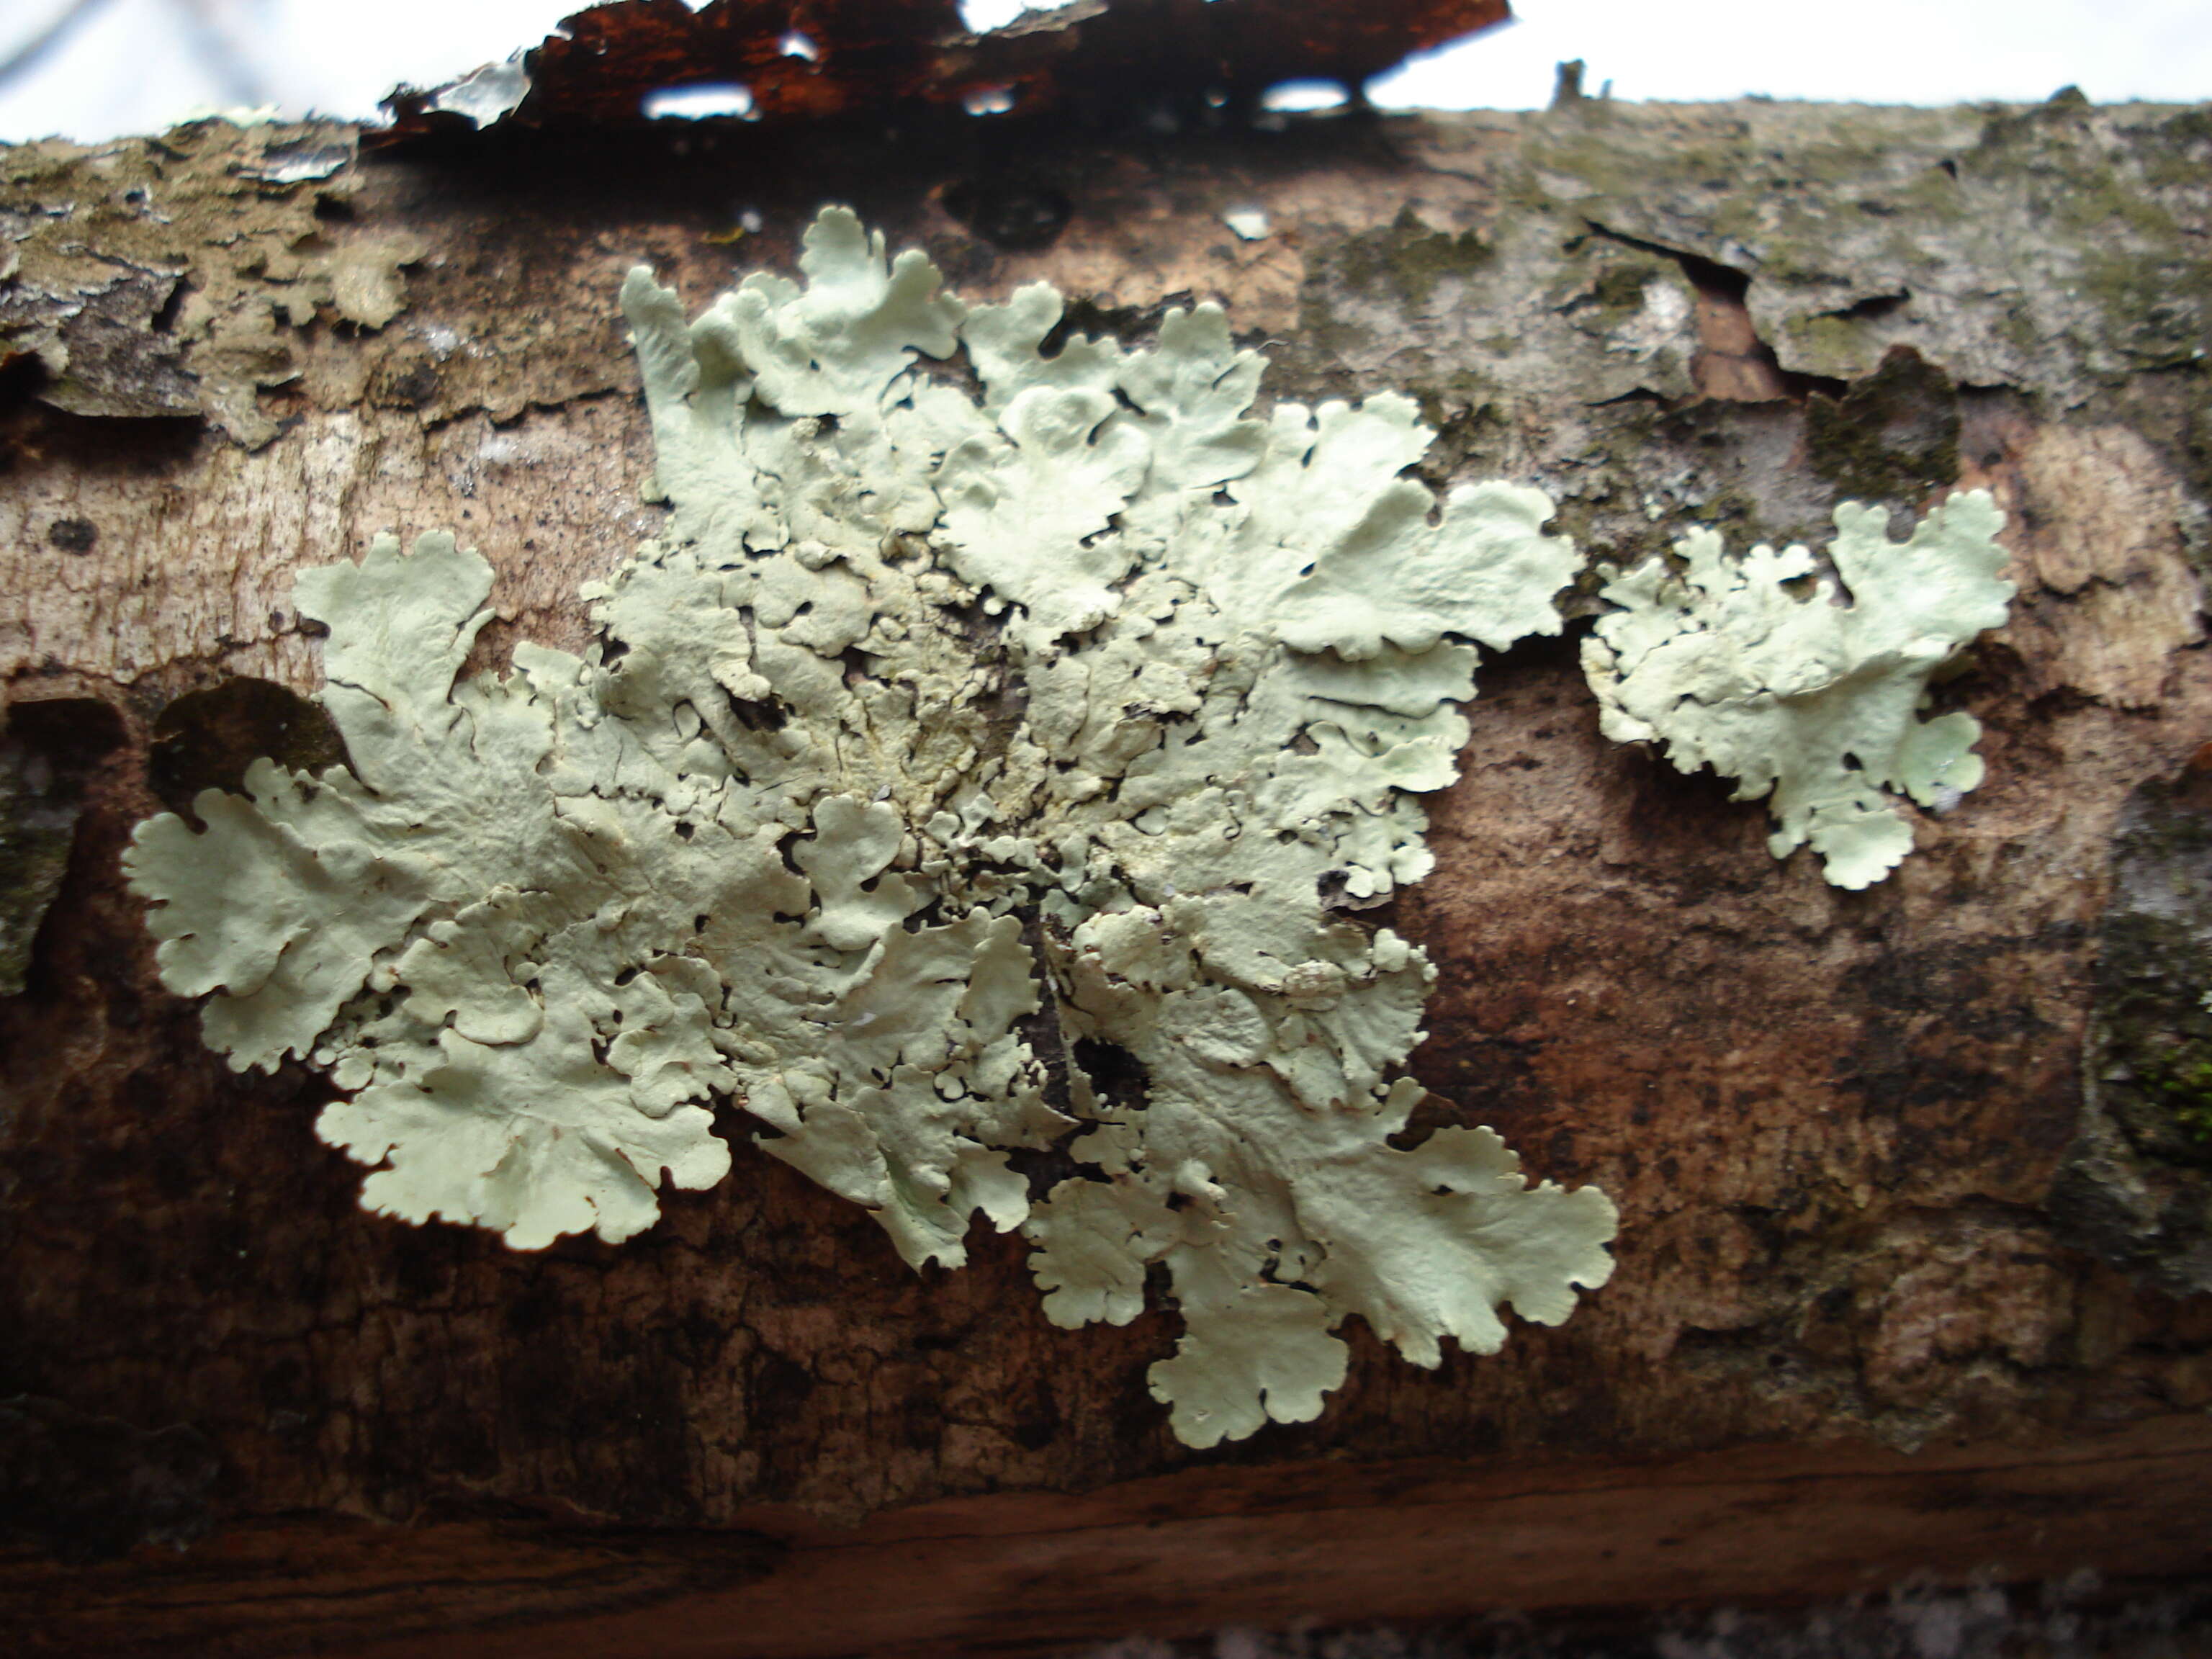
xmin=4 ymin=76 xmax=2212 ymax=1656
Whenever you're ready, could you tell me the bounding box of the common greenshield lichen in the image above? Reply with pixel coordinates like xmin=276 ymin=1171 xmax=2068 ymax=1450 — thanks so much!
xmin=126 ymin=207 xmax=1617 ymax=1448
xmin=1581 ymin=493 xmax=2014 ymax=890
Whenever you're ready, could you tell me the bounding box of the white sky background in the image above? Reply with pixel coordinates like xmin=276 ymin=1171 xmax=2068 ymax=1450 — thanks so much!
xmin=0 ymin=0 xmax=2207 ymax=143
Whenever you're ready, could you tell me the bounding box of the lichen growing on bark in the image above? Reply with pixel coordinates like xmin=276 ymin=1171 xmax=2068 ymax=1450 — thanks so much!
xmin=125 ymin=207 xmax=1617 ymax=1447
xmin=1581 ymin=491 xmax=2013 ymax=889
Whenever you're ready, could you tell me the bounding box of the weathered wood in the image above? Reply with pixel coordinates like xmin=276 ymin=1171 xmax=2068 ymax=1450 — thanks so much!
xmin=4 ymin=77 xmax=2212 ymax=1653
xmin=7 ymin=1417 xmax=2209 ymax=1658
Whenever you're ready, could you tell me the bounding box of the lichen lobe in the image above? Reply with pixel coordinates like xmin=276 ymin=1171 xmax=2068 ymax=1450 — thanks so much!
xmin=126 ymin=207 xmax=1617 ymax=1447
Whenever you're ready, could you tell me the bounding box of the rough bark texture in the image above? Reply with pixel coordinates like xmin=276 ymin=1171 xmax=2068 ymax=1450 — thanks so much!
xmin=4 ymin=82 xmax=2212 ymax=1655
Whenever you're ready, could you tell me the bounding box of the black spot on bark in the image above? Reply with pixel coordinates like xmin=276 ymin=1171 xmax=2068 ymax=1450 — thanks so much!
xmin=45 ymin=517 xmax=96 ymax=554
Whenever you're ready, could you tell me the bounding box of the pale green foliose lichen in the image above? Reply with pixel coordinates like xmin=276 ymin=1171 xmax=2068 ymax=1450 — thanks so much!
xmin=1581 ymin=493 xmax=2014 ymax=890
xmin=125 ymin=207 xmax=1617 ymax=1447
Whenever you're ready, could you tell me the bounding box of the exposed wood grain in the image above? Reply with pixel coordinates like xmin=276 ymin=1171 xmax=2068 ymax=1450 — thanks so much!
xmin=13 ymin=1419 xmax=2210 ymax=1658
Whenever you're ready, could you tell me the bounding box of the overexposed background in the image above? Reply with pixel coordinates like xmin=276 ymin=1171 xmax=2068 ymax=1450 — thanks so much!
xmin=1 ymin=0 xmax=2208 ymax=143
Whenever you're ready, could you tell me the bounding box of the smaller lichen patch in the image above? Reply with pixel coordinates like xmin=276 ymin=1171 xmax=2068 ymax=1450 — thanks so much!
xmin=1581 ymin=490 xmax=2013 ymax=889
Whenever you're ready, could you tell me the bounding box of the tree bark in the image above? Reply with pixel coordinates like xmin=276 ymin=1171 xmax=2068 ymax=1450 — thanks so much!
xmin=4 ymin=81 xmax=2212 ymax=1655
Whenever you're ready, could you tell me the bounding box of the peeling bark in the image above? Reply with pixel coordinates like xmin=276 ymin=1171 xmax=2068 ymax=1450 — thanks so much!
xmin=4 ymin=81 xmax=2211 ymax=1655
xmin=379 ymin=0 xmax=1511 ymax=138
xmin=0 ymin=121 xmax=423 ymax=446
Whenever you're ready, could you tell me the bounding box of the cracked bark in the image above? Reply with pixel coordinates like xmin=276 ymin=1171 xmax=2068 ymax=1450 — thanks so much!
xmin=5 ymin=85 xmax=2212 ymax=1657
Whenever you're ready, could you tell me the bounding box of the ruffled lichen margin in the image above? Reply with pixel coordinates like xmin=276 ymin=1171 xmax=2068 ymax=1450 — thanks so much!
xmin=124 ymin=206 xmax=1628 ymax=1447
